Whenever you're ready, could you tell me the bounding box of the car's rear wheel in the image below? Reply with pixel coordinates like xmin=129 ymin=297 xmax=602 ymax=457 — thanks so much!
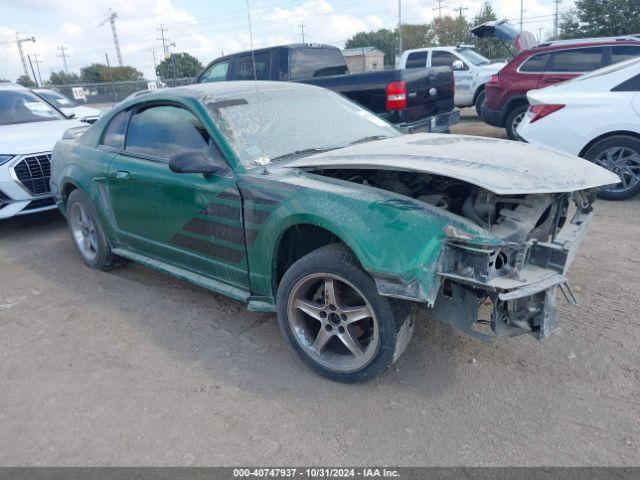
xmin=474 ymin=90 xmax=486 ymax=117
xmin=67 ymin=189 xmax=124 ymax=269
xmin=506 ymin=104 xmax=528 ymax=141
xmin=276 ymin=244 xmax=414 ymax=383
xmin=584 ymin=135 xmax=640 ymax=201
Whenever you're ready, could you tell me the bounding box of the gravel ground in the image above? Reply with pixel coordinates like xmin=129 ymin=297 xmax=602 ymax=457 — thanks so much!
xmin=1 ymin=108 xmax=638 ymax=466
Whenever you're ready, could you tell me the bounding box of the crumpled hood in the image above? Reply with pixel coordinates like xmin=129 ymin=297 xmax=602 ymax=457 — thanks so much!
xmin=0 ymin=119 xmax=85 ymax=155
xmin=287 ymin=133 xmax=620 ymax=195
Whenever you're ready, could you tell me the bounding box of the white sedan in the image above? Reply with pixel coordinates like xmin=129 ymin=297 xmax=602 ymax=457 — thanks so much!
xmin=33 ymin=88 xmax=102 ymax=123
xmin=518 ymin=58 xmax=640 ymax=200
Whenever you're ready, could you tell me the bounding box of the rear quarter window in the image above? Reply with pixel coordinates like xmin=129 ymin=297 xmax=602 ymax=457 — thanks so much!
xmin=612 ymin=73 xmax=640 ymax=92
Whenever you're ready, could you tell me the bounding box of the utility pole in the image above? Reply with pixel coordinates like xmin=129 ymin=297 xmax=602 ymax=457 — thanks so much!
xmin=452 ymin=5 xmax=468 ymax=17
xmin=57 ymin=44 xmax=70 ymax=74
xmin=27 ymin=54 xmax=38 ymax=86
xmin=520 ymin=0 xmax=525 ymax=31
xmin=105 ymin=53 xmax=117 ymax=102
xmin=150 ymin=48 xmax=158 ymax=80
xmin=32 ymin=52 xmax=43 ymax=85
xmin=433 ymin=0 xmax=447 ymax=18
xmin=15 ymin=33 xmax=35 ymax=77
xmin=157 ymin=25 xmax=170 ymax=58
xmin=553 ymin=0 xmax=561 ymax=37
xmin=298 ymin=21 xmax=306 ymax=43
xmin=398 ymin=0 xmax=402 ymax=57
xmin=536 ymin=27 xmax=544 ymax=43
xmin=99 ymin=10 xmax=123 ymax=66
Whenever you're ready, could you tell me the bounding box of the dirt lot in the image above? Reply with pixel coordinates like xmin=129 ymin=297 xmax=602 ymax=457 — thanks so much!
xmin=1 ymin=108 xmax=638 ymax=466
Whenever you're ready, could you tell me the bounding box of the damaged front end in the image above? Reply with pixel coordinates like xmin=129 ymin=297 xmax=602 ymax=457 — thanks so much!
xmin=434 ymin=189 xmax=594 ymax=342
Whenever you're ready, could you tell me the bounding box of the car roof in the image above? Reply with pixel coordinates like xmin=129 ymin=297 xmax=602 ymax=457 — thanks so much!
xmin=0 ymin=83 xmax=28 ymax=91
xmin=126 ymin=80 xmax=324 ymax=104
xmin=530 ymin=35 xmax=640 ymax=52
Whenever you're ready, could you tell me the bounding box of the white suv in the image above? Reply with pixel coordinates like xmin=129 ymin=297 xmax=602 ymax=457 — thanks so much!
xmin=0 ymin=84 xmax=85 ymax=219
xmin=398 ymin=46 xmax=506 ymax=116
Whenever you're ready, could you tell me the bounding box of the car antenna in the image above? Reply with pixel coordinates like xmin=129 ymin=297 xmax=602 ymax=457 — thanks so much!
xmin=245 ymin=0 xmax=269 ymax=175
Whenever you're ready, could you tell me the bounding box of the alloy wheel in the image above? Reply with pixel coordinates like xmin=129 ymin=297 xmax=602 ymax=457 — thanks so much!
xmin=287 ymin=273 xmax=380 ymax=373
xmin=69 ymin=202 xmax=99 ymax=261
xmin=595 ymin=146 xmax=640 ymax=194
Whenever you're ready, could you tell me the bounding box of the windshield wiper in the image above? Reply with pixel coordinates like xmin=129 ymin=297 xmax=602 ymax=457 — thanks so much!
xmin=349 ymin=135 xmax=389 ymax=145
xmin=270 ymin=147 xmax=339 ymax=162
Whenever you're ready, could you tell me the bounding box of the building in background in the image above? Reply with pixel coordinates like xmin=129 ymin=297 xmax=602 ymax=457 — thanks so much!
xmin=342 ymin=47 xmax=384 ymax=73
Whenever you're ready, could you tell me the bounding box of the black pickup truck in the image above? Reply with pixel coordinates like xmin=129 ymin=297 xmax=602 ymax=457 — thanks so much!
xmin=196 ymin=44 xmax=459 ymax=133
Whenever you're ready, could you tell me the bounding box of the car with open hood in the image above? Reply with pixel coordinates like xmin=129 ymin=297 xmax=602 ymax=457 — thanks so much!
xmin=51 ymin=81 xmax=617 ymax=383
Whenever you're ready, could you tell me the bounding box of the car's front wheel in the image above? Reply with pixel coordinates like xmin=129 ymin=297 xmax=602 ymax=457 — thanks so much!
xmin=67 ymin=189 xmax=124 ymax=269
xmin=584 ymin=135 xmax=640 ymax=200
xmin=276 ymin=244 xmax=414 ymax=383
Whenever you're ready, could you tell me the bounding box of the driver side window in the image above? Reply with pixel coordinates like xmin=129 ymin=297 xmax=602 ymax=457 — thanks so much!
xmin=125 ymin=105 xmax=218 ymax=161
xmin=432 ymin=51 xmax=468 ymax=70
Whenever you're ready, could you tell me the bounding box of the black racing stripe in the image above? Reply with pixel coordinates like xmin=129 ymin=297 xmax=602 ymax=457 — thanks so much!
xmin=200 ymin=202 xmax=241 ymax=220
xmin=184 ymin=218 xmax=244 ymax=245
xmin=169 ymin=233 xmax=245 ymax=264
xmin=217 ymin=189 xmax=241 ymax=201
xmin=245 ymin=208 xmax=270 ymax=225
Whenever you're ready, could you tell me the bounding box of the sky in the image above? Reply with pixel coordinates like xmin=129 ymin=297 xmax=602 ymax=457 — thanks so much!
xmin=0 ymin=0 xmax=573 ymax=83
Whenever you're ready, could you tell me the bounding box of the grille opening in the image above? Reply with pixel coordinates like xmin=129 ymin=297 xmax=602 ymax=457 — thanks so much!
xmin=13 ymin=154 xmax=52 ymax=196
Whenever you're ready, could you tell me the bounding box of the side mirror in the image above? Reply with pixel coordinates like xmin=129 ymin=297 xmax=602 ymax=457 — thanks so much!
xmin=452 ymin=60 xmax=465 ymax=71
xmin=169 ymin=150 xmax=221 ymax=175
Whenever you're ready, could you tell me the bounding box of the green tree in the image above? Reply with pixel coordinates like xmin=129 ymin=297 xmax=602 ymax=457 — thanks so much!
xmin=156 ymin=52 xmax=203 ymax=80
xmin=345 ymin=28 xmax=397 ymax=67
xmin=49 ymin=70 xmax=80 ymax=85
xmin=401 ymin=24 xmax=436 ymax=51
xmin=471 ymin=2 xmax=513 ymax=60
xmin=432 ymin=15 xmax=473 ymax=46
xmin=16 ymin=75 xmax=36 ymax=87
xmin=559 ymin=0 xmax=640 ymax=39
xmin=80 ymin=63 xmax=144 ymax=83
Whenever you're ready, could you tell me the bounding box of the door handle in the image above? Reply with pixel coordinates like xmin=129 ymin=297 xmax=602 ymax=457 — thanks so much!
xmin=116 ymin=170 xmax=131 ymax=180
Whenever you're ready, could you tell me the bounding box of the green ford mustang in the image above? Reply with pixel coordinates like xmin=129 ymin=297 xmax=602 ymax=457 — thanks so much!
xmin=51 ymin=81 xmax=618 ymax=382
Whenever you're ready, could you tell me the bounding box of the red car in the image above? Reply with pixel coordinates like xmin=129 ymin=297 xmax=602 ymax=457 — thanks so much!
xmin=481 ymin=36 xmax=640 ymax=139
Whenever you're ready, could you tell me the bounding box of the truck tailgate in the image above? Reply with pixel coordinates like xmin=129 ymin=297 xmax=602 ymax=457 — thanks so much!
xmin=402 ymin=66 xmax=454 ymax=123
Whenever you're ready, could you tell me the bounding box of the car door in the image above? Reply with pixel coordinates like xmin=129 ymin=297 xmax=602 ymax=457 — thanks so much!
xmin=106 ymin=103 xmax=249 ymax=289
xmin=430 ymin=50 xmax=472 ymax=105
xmin=539 ymin=47 xmax=605 ymax=88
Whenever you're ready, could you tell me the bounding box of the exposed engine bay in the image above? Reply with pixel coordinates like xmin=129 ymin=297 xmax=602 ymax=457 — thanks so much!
xmin=310 ymin=168 xmax=595 ymax=342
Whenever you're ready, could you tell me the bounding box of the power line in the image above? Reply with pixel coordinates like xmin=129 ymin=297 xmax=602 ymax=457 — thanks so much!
xmin=57 ymin=44 xmax=70 ymax=74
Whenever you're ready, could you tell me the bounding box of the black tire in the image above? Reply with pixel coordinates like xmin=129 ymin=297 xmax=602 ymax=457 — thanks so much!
xmin=505 ymin=104 xmax=528 ymax=141
xmin=276 ymin=243 xmax=414 ymax=383
xmin=66 ymin=189 xmax=124 ymax=270
xmin=474 ymin=89 xmax=486 ymax=117
xmin=583 ymin=135 xmax=640 ymax=201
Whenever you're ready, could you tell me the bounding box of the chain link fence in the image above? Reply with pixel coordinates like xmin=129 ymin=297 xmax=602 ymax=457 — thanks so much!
xmin=48 ymin=78 xmax=196 ymax=108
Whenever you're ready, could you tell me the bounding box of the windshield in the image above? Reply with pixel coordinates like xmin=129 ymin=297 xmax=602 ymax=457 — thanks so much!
xmin=38 ymin=90 xmax=78 ymax=108
xmin=0 ymin=90 xmax=64 ymax=125
xmin=458 ymin=49 xmax=490 ymax=65
xmin=205 ymin=86 xmax=400 ymax=166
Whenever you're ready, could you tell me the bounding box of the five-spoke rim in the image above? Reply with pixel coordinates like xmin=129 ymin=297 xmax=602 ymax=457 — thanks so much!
xmin=287 ymin=273 xmax=379 ymax=373
xmin=70 ymin=202 xmax=99 ymax=261
xmin=595 ymin=146 xmax=640 ymax=193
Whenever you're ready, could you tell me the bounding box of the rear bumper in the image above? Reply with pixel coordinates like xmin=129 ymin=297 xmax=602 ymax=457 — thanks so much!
xmin=400 ymin=109 xmax=460 ymax=134
xmin=481 ymin=103 xmax=505 ymax=127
